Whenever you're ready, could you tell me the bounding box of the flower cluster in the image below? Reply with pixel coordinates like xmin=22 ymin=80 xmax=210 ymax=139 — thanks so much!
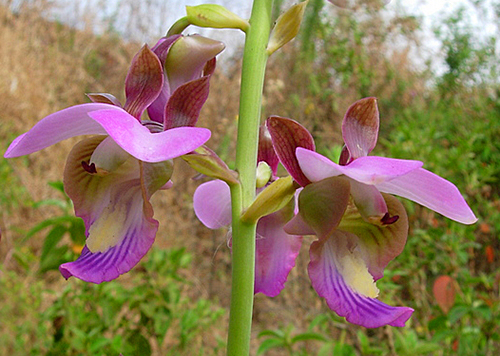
xmin=4 ymin=34 xmax=224 ymax=283
xmin=4 ymin=8 xmax=476 ymax=330
xmin=194 ymin=97 xmax=476 ymax=328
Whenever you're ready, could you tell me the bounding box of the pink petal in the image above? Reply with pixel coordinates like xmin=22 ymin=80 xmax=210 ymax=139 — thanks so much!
xmin=193 ymin=180 xmax=232 ymax=229
xmin=60 ymin=137 xmax=172 ymax=283
xmin=255 ymin=208 xmax=302 ymax=297
xmin=87 ymin=109 xmax=210 ymax=162
xmin=4 ymin=103 xmax=114 ymax=158
xmin=308 ymin=233 xmax=413 ymax=328
xmin=296 ymin=148 xmax=422 ymax=185
xmin=376 ymin=168 xmax=477 ymax=224
xmin=342 ymin=97 xmax=379 ymax=159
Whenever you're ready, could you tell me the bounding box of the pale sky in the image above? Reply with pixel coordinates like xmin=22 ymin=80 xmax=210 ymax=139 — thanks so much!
xmin=17 ymin=0 xmax=497 ymax=73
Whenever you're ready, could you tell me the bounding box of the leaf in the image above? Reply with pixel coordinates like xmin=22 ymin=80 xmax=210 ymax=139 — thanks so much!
xmin=40 ymin=246 xmax=69 ymax=273
xmin=448 ymin=304 xmax=470 ymax=324
xmin=257 ymin=338 xmax=286 ymax=355
xmin=432 ymin=275 xmax=456 ymax=314
xmin=428 ymin=315 xmax=448 ymax=331
xmin=40 ymin=225 xmax=67 ymax=261
xmin=258 ymin=329 xmax=285 ymax=339
xmin=126 ymin=331 xmax=152 ymax=356
xmin=48 ymin=181 xmax=65 ymax=193
xmin=32 ymin=199 xmax=68 ymax=210
xmin=68 ymin=218 xmax=86 ymax=245
xmin=25 ymin=216 xmax=75 ymax=239
xmin=291 ymin=332 xmax=328 ymax=343
xmin=414 ymin=342 xmax=442 ymax=354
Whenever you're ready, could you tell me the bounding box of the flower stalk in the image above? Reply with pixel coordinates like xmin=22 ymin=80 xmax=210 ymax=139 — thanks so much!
xmin=227 ymin=0 xmax=273 ymax=354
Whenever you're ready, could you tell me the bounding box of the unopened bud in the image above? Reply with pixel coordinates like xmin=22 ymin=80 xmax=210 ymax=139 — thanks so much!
xmin=267 ymin=1 xmax=308 ymax=55
xmin=256 ymin=161 xmax=272 ymax=188
xmin=186 ymin=4 xmax=250 ymax=32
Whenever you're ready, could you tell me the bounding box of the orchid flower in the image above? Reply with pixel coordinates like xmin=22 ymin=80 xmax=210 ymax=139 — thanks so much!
xmin=193 ymin=127 xmax=302 ymax=296
xmin=266 ymin=98 xmax=476 ymax=328
xmin=4 ymin=35 xmax=224 ymax=284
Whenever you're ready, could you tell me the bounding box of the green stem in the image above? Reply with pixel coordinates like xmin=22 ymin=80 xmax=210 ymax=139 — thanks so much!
xmin=227 ymin=0 xmax=273 ymax=355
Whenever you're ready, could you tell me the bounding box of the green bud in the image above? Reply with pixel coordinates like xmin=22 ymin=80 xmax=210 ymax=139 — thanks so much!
xmin=267 ymin=1 xmax=309 ymax=55
xmin=186 ymin=4 xmax=250 ymax=32
xmin=256 ymin=161 xmax=272 ymax=188
xmin=182 ymin=146 xmax=239 ymax=186
xmin=241 ymin=176 xmax=298 ymax=223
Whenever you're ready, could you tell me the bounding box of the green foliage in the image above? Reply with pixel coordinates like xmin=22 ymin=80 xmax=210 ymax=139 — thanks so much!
xmin=22 ymin=182 xmax=85 ymax=274
xmin=0 ymin=247 xmax=224 ymax=356
xmin=434 ymin=7 xmax=498 ymax=96
xmin=0 ymin=127 xmax=30 ymax=212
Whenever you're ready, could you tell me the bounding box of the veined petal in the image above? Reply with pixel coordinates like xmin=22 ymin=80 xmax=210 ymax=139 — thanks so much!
xmin=308 ymin=232 xmax=413 ymax=328
xmin=258 ymin=125 xmax=279 ymax=176
xmin=164 ymin=76 xmax=210 ymax=129
xmin=60 ymin=137 xmax=171 ymax=283
xmin=147 ymin=84 xmax=170 ymax=124
xmin=87 ymin=93 xmax=122 ymax=107
xmin=193 ymin=180 xmax=232 ymax=229
xmin=376 ymin=168 xmax=478 ymax=224
xmin=4 ymin=103 xmax=114 ymax=158
xmin=342 ymin=97 xmax=379 ymax=159
xmin=147 ymin=35 xmax=182 ymax=124
xmin=87 ymin=109 xmax=211 ymax=162
xmin=123 ymin=45 xmax=164 ymax=120
xmin=338 ymin=194 xmax=408 ymax=281
xmin=266 ymin=116 xmax=315 ymax=186
xmin=255 ymin=203 xmax=302 ymax=297
xmin=296 ymin=148 xmax=422 ymax=185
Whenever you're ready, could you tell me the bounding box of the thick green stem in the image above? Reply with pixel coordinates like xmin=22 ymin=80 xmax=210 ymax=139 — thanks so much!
xmin=227 ymin=0 xmax=273 ymax=355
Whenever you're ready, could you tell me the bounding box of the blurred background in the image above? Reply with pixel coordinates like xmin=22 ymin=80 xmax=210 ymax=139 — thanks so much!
xmin=0 ymin=0 xmax=499 ymax=355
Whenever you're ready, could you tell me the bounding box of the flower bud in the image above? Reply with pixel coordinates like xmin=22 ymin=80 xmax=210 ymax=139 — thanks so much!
xmin=186 ymin=4 xmax=249 ymax=32
xmin=256 ymin=161 xmax=272 ymax=188
xmin=267 ymin=1 xmax=308 ymax=55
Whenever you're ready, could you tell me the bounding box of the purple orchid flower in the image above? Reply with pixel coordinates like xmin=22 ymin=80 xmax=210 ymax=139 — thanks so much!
xmin=266 ymin=98 xmax=476 ymax=328
xmin=193 ymin=127 xmax=302 ymax=297
xmin=4 ymin=35 xmax=224 ymax=284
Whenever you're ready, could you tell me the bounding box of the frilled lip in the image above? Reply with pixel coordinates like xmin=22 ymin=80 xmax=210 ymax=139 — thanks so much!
xmin=4 ymin=103 xmax=211 ymax=163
